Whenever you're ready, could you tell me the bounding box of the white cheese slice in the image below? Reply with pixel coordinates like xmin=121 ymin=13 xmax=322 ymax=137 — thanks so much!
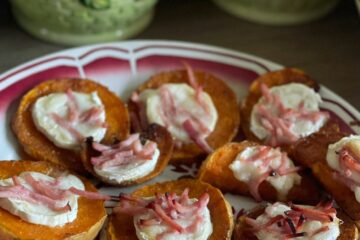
xmin=0 ymin=171 xmax=84 ymax=227
xmin=255 ymin=202 xmax=340 ymax=240
xmin=93 ymin=148 xmax=160 ymax=184
xmin=138 ymin=83 xmax=217 ymax=143
xmin=32 ymin=91 xmax=106 ymax=150
xmin=134 ymin=198 xmax=213 ymax=240
xmin=229 ymin=146 xmax=301 ymax=199
xmin=327 ymin=135 xmax=360 ymax=202
xmin=250 ymin=83 xmax=327 ymax=141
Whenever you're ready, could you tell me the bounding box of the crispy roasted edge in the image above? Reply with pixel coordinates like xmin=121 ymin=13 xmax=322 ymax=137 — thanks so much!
xmin=80 ymin=123 xmax=174 ymax=186
xmin=12 ymin=78 xmax=130 ymax=174
xmin=0 ymin=160 xmax=107 ymax=240
xmin=240 ymin=68 xmax=320 ymax=152
xmin=291 ymin=123 xmax=343 ymax=167
xmin=106 ymin=179 xmax=234 ymax=240
xmin=128 ymin=69 xmax=240 ymax=164
xmin=233 ymin=205 xmax=358 ymax=240
xmin=291 ymin=124 xmax=360 ymax=222
xmin=313 ymin=162 xmax=360 ymax=228
xmin=198 ymin=141 xmax=321 ymax=204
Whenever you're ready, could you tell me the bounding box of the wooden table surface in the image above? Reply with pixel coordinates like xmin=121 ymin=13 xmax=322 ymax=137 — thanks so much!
xmin=1 ymin=0 xmax=360 ymax=109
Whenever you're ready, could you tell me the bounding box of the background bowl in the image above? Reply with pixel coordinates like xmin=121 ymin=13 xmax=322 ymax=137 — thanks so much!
xmin=212 ymin=0 xmax=341 ymax=25
xmin=10 ymin=0 xmax=157 ymax=45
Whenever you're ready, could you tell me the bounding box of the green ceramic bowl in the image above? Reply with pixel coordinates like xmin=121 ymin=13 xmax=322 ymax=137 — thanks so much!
xmin=213 ymin=0 xmax=341 ymax=25
xmin=11 ymin=0 xmax=157 ymax=45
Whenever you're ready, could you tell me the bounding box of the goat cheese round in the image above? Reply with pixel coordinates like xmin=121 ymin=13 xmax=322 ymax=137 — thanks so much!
xmin=0 ymin=171 xmax=84 ymax=227
xmin=327 ymin=135 xmax=360 ymax=202
xmin=255 ymin=202 xmax=340 ymax=240
xmin=94 ymin=148 xmax=160 ymax=184
xmin=139 ymin=83 xmax=217 ymax=143
xmin=251 ymin=83 xmax=327 ymax=142
xmin=32 ymin=91 xmax=106 ymax=150
xmin=134 ymin=198 xmax=213 ymax=240
xmin=229 ymin=146 xmax=301 ymax=199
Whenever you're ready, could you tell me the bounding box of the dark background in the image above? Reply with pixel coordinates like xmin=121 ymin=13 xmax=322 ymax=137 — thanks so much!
xmin=1 ymin=0 xmax=360 ymax=108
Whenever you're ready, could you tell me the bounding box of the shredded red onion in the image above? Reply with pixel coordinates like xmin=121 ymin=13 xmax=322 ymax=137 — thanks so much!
xmin=0 ymin=173 xmax=109 ymax=212
xmin=239 ymin=146 xmax=301 ymax=201
xmin=114 ymin=188 xmax=209 ymax=238
xmin=256 ymin=83 xmax=329 ymax=146
xmin=91 ymin=133 xmax=157 ymax=170
xmin=246 ymin=201 xmax=336 ymax=239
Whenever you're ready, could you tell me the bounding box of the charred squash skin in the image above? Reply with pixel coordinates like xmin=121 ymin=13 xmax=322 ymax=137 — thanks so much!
xmin=292 ymin=124 xmax=360 ymax=226
xmin=105 ymin=179 xmax=234 ymax=240
xmin=128 ymin=69 xmax=240 ymax=164
xmin=241 ymin=68 xmax=320 ymax=153
xmin=198 ymin=141 xmax=321 ymax=204
xmin=12 ymin=78 xmax=130 ymax=174
xmin=80 ymin=123 xmax=174 ymax=186
xmin=233 ymin=205 xmax=358 ymax=240
xmin=0 ymin=160 xmax=107 ymax=240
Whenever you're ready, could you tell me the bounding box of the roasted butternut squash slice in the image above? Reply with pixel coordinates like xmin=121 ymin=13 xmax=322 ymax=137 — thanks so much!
xmin=0 ymin=160 xmax=106 ymax=240
xmin=198 ymin=141 xmax=321 ymax=204
xmin=241 ymin=68 xmax=320 ymax=152
xmin=104 ymin=179 xmax=234 ymax=240
xmin=12 ymin=78 xmax=129 ymax=174
xmin=128 ymin=69 xmax=240 ymax=164
xmin=234 ymin=204 xmax=358 ymax=240
xmin=80 ymin=123 xmax=173 ymax=186
xmin=292 ymin=124 xmax=360 ymax=226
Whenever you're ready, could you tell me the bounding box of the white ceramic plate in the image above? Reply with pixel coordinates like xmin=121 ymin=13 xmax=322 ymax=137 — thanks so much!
xmin=1 ymin=40 xmax=359 ymax=214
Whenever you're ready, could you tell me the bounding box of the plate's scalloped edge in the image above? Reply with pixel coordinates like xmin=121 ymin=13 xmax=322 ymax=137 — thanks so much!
xmin=0 ymin=40 xmax=281 ymax=85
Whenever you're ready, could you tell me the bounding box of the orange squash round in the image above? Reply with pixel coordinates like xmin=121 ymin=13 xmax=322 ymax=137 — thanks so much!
xmin=80 ymin=124 xmax=174 ymax=186
xmin=241 ymin=68 xmax=319 ymax=152
xmin=128 ymin=70 xmax=240 ymax=164
xmin=0 ymin=160 xmax=106 ymax=240
xmin=292 ymin=124 xmax=360 ymax=226
xmin=198 ymin=141 xmax=321 ymax=204
xmin=234 ymin=205 xmax=358 ymax=240
xmin=104 ymin=179 xmax=234 ymax=240
xmin=12 ymin=78 xmax=130 ymax=174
